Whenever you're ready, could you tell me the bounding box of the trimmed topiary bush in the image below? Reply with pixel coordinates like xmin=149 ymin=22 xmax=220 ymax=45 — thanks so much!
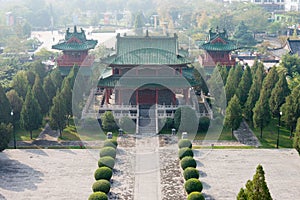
xmin=92 ymin=179 xmax=111 ymax=194
xmin=104 ymin=139 xmax=118 ymax=149
xmin=183 ymin=167 xmax=200 ymax=181
xmin=88 ymin=191 xmax=108 ymax=200
xmin=178 ymin=147 xmax=194 ymax=160
xmin=178 ymin=139 xmax=192 ymax=149
xmin=184 ymin=178 xmax=203 ymax=194
xmin=98 ymin=156 xmax=115 ymax=169
xmin=180 ymin=156 xmax=197 ymax=170
xmin=94 ymin=167 xmax=113 ymax=181
xmin=187 ymin=191 xmax=205 ymax=200
xmin=100 ymin=147 xmax=117 ymax=159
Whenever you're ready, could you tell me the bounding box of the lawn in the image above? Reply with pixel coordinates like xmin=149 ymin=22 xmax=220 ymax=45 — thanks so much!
xmin=14 ymin=128 xmax=42 ymax=141
xmin=250 ymin=118 xmax=293 ymax=148
xmin=160 ymin=127 xmax=236 ymax=141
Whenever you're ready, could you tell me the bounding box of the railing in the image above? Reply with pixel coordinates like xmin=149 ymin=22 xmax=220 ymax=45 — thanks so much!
xmin=99 ymin=104 xmax=138 ymax=110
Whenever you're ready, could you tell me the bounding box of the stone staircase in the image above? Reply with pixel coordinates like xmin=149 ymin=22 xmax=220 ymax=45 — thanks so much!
xmin=233 ymin=120 xmax=261 ymax=147
xmin=138 ymin=106 xmax=157 ymax=136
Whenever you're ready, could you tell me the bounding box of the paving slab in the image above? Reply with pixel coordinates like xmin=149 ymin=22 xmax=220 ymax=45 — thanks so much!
xmin=0 ymin=149 xmax=98 ymax=200
xmin=194 ymin=149 xmax=300 ymax=200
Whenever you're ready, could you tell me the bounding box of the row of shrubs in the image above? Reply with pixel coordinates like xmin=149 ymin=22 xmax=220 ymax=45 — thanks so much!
xmin=178 ymin=139 xmax=205 ymax=200
xmin=88 ymin=139 xmax=118 ymax=200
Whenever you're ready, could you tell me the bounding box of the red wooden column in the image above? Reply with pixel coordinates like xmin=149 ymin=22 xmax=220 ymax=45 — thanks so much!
xmin=136 ymin=89 xmax=139 ymax=105
xmin=172 ymin=92 xmax=176 ymax=105
xmin=119 ymin=89 xmax=122 ymax=105
xmin=105 ymin=87 xmax=109 ymax=104
xmin=155 ymin=88 xmax=158 ymax=104
xmin=183 ymin=88 xmax=189 ymax=104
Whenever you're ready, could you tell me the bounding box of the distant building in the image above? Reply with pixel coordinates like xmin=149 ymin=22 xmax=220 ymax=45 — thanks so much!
xmin=198 ymin=27 xmax=238 ymax=69
xmin=285 ymin=0 xmax=300 ymax=11
xmin=52 ymin=26 xmax=98 ymax=77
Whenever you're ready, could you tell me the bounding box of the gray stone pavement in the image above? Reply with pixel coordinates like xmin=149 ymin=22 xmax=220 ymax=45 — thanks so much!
xmin=1 ymin=147 xmax=300 ymax=200
xmin=194 ymin=149 xmax=300 ymax=200
xmin=0 ymin=149 xmax=99 ymax=200
xmin=134 ymin=137 xmax=161 ymax=200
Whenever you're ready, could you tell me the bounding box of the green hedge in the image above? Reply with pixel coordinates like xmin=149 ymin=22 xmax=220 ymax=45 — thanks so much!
xmin=184 ymin=178 xmax=203 ymax=194
xmin=180 ymin=156 xmax=197 ymax=170
xmin=98 ymin=156 xmax=115 ymax=169
xmin=187 ymin=191 xmax=205 ymax=200
xmin=92 ymin=179 xmax=111 ymax=194
xmin=94 ymin=167 xmax=113 ymax=181
xmin=178 ymin=147 xmax=194 ymax=160
xmin=88 ymin=191 xmax=108 ymax=200
xmin=183 ymin=167 xmax=199 ymax=181
xmin=100 ymin=147 xmax=117 ymax=159
xmin=178 ymin=139 xmax=192 ymax=149
xmin=103 ymin=139 xmax=118 ymax=149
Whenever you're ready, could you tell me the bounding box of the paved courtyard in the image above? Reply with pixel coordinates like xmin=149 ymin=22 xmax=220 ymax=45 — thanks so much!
xmin=0 ymin=148 xmax=299 ymax=200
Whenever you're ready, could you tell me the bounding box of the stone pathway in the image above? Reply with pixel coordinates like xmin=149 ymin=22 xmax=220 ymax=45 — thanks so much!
xmin=134 ymin=136 xmax=161 ymax=200
xmin=233 ymin=120 xmax=261 ymax=146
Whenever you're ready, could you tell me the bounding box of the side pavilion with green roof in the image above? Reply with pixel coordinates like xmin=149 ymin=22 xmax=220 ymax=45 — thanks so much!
xmin=52 ymin=26 xmax=98 ymax=76
xmin=198 ymin=27 xmax=238 ymax=69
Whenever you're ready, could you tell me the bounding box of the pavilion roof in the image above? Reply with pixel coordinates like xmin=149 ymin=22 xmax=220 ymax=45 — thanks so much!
xmin=98 ymin=67 xmax=199 ymax=88
xmin=102 ymin=32 xmax=191 ymax=65
xmin=286 ymin=38 xmax=300 ymax=55
xmin=52 ymin=26 xmax=97 ymax=51
xmin=198 ymin=27 xmax=238 ymax=51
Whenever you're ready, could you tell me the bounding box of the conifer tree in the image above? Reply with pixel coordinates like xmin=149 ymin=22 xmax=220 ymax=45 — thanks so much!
xmin=43 ymin=75 xmax=56 ymax=107
xmin=32 ymin=75 xmax=49 ymax=115
xmin=236 ymin=65 xmax=252 ymax=107
xmin=244 ymin=63 xmax=265 ymax=121
xmin=60 ymin=78 xmax=72 ymax=124
xmin=49 ymin=90 xmax=67 ymax=136
xmin=293 ymin=118 xmax=300 ymax=153
xmin=261 ymin=67 xmax=279 ymax=99
xmin=225 ymin=95 xmax=242 ymax=137
xmin=0 ymin=84 xmax=12 ymax=124
xmin=281 ymin=85 xmax=300 ymax=136
xmin=225 ymin=67 xmax=236 ymax=102
xmin=11 ymin=70 xmax=29 ymax=100
xmin=269 ymin=73 xmax=290 ymax=117
xmin=6 ymin=90 xmax=23 ymax=122
xmin=208 ymin=66 xmax=226 ymax=112
xmin=50 ymin=68 xmax=63 ymax=89
xmin=237 ymin=165 xmax=272 ymax=200
xmin=20 ymin=87 xmax=42 ymax=139
xmin=253 ymin=89 xmax=271 ymax=138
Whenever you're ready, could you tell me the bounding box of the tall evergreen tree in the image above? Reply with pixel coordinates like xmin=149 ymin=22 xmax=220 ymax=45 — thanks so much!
xmin=281 ymin=85 xmax=300 ymax=136
xmin=20 ymin=87 xmax=42 ymax=139
xmin=0 ymin=84 xmax=12 ymax=124
xmin=244 ymin=63 xmax=265 ymax=121
xmin=60 ymin=78 xmax=72 ymax=124
xmin=43 ymin=75 xmax=56 ymax=107
xmin=261 ymin=67 xmax=279 ymax=99
xmin=217 ymin=64 xmax=229 ymax=85
xmin=0 ymin=123 xmax=13 ymax=152
xmin=26 ymin=70 xmax=36 ymax=87
xmin=293 ymin=118 xmax=300 ymax=153
xmin=238 ymin=165 xmax=272 ymax=200
xmin=49 ymin=90 xmax=67 ymax=136
xmin=225 ymin=95 xmax=242 ymax=137
xmin=50 ymin=68 xmax=63 ymax=89
xmin=236 ymin=65 xmax=252 ymax=107
xmin=225 ymin=67 xmax=236 ymax=102
xmin=32 ymin=76 xmax=49 ymax=115
xmin=253 ymin=89 xmax=271 ymax=138
xmin=269 ymin=73 xmax=290 ymax=117
xmin=251 ymin=165 xmax=272 ymax=200
xmin=208 ymin=66 xmax=226 ymax=113
xmin=6 ymin=90 xmax=23 ymax=122
xmin=11 ymin=70 xmax=29 ymax=100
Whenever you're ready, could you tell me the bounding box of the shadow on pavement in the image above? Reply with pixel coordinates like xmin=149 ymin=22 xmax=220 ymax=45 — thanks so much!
xmin=0 ymin=153 xmax=44 ymax=192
